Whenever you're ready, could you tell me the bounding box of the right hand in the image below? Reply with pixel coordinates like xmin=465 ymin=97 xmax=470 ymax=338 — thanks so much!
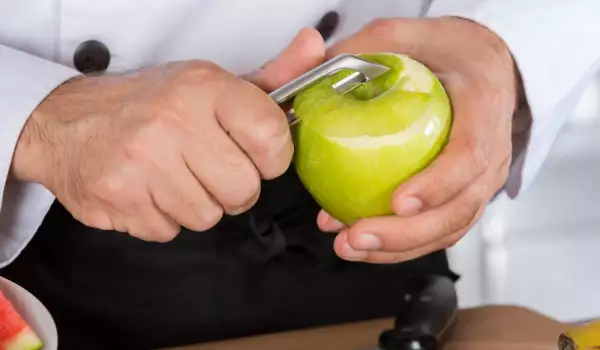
xmin=11 ymin=28 xmax=325 ymax=242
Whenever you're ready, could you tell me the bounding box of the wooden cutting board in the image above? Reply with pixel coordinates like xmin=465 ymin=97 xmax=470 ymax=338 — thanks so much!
xmin=168 ymin=306 xmax=570 ymax=350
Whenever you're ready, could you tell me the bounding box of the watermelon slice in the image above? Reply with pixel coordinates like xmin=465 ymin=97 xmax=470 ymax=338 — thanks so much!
xmin=0 ymin=291 xmax=43 ymax=350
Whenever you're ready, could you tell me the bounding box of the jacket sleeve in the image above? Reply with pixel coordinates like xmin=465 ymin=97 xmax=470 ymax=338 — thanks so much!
xmin=426 ymin=0 xmax=600 ymax=197
xmin=0 ymin=45 xmax=80 ymax=268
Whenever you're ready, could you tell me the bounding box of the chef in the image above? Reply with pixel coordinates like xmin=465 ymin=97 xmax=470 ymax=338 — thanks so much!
xmin=0 ymin=0 xmax=599 ymax=349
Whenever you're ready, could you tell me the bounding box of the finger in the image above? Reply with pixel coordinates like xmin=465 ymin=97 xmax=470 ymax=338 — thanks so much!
xmin=336 ymin=204 xmax=486 ymax=263
xmin=124 ymin=196 xmax=181 ymax=243
xmin=217 ymin=28 xmax=324 ymax=179
xmin=390 ymin=133 xmax=490 ymax=216
xmin=214 ymin=79 xmax=293 ymax=180
xmin=108 ymin=214 xmax=127 ymax=233
xmin=182 ymin=116 xmax=262 ymax=215
xmin=317 ymin=210 xmax=346 ymax=232
xmin=150 ymin=156 xmax=224 ymax=232
xmin=66 ymin=200 xmax=116 ymax=232
xmin=328 ymin=22 xmax=487 ymax=215
xmin=78 ymin=209 xmax=114 ymax=231
xmin=344 ymin=180 xmax=488 ymax=253
xmin=98 ymin=186 xmax=181 ymax=241
xmin=131 ymin=125 xmax=226 ymax=230
xmin=334 ymin=229 xmax=465 ymax=263
xmin=391 ymin=82 xmax=495 ymax=216
xmin=245 ymin=27 xmax=325 ymax=92
xmin=326 ymin=18 xmax=466 ymax=73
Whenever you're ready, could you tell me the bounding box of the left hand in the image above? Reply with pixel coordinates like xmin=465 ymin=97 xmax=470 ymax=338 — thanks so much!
xmin=318 ymin=17 xmax=520 ymax=263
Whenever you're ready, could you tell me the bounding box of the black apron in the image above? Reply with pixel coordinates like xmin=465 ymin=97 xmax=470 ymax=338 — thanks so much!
xmin=0 ymin=166 xmax=457 ymax=350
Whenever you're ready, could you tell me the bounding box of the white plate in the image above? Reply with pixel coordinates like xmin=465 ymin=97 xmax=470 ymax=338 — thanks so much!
xmin=0 ymin=277 xmax=58 ymax=350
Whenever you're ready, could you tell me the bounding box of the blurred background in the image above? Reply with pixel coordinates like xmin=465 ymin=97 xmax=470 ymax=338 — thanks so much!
xmin=449 ymin=72 xmax=600 ymax=323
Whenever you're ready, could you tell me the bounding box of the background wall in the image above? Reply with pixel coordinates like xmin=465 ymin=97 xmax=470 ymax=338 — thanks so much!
xmin=448 ymin=73 xmax=600 ymax=323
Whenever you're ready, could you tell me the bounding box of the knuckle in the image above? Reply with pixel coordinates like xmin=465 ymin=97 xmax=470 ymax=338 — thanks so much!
xmin=191 ymin=205 xmax=224 ymax=231
xmin=443 ymin=229 xmax=470 ymax=250
xmin=461 ymin=200 xmax=480 ymax=226
xmin=92 ymin=170 xmax=146 ymax=213
xmin=129 ymin=228 xmax=151 ymax=241
xmin=445 ymin=197 xmax=480 ymax=233
xmin=93 ymin=174 xmax=128 ymax=202
xmin=364 ymin=18 xmax=398 ymax=38
xmin=462 ymin=136 xmax=492 ymax=176
xmin=495 ymin=157 xmax=512 ymax=188
xmin=498 ymin=149 xmax=512 ymax=172
xmin=185 ymin=60 xmax=223 ymax=75
xmin=123 ymin=131 xmax=157 ymax=166
xmin=146 ymin=233 xmax=171 ymax=243
xmin=501 ymin=149 xmax=512 ymax=167
xmin=121 ymin=122 xmax=176 ymax=172
xmin=152 ymin=225 xmax=181 ymax=243
xmin=203 ymin=206 xmax=224 ymax=228
xmin=152 ymin=105 xmax=182 ymax=128
xmin=111 ymin=218 xmax=127 ymax=233
xmin=82 ymin=211 xmax=112 ymax=231
xmin=439 ymin=236 xmax=460 ymax=250
xmin=438 ymin=240 xmax=455 ymax=251
xmin=440 ymin=240 xmax=455 ymax=250
xmin=248 ymin=117 xmax=290 ymax=157
xmin=163 ymin=60 xmax=228 ymax=97
xmin=260 ymin=148 xmax=293 ymax=180
xmin=467 ymin=182 xmax=488 ymax=203
xmin=173 ymin=60 xmax=224 ymax=82
xmin=129 ymin=231 xmax=148 ymax=240
xmin=221 ymin=171 xmax=261 ymax=214
xmin=123 ymin=211 xmax=181 ymax=242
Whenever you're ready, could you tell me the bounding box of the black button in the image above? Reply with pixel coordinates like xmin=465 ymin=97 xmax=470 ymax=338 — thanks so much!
xmin=315 ymin=11 xmax=340 ymax=42
xmin=73 ymin=40 xmax=111 ymax=74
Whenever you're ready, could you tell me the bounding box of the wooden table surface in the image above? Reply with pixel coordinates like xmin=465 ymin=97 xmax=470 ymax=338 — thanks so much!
xmin=168 ymin=306 xmax=570 ymax=350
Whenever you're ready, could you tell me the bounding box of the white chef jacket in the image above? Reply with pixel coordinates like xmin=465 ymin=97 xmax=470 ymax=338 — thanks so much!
xmin=1 ymin=0 xmax=599 ymax=269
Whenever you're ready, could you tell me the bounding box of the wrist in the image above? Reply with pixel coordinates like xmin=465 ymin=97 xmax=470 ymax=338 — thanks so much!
xmin=10 ymin=103 xmax=53 ymax=184
xmin=9 ymin=77 xmax=83 ymax=184
xmin=440 ymin=16 xmax=520 ymax=112
xmin=473 ymin=18 xmax=520 ymax=111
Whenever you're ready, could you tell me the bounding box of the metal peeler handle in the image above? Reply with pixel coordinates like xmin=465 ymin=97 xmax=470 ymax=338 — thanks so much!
xmin=269 ymin=54 xmax=390 ymax=105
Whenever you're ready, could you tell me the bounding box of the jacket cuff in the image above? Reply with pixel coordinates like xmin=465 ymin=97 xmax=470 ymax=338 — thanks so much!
xmin=0 ymin=45 xmax=81 ymax=267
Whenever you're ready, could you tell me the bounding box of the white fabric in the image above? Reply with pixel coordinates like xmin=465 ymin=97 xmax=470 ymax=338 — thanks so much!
xmin=1 ymin=0 xmax=599 ymax=268
xmin=427 ymin=0 xmax=600 ymax=196
xmin=0 ymin=45 xmax=80 ymax=267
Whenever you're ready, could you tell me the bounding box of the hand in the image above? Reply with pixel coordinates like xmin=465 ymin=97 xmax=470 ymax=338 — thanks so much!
xmin=318 ymin=17 xmax=519 ymax=263
xmin=11 ymin=28 xmax=325 ymax=242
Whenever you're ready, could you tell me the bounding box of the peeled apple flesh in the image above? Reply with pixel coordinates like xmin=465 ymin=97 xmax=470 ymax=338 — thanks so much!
xmin=292 ymin=53 xmax=452 ymax=225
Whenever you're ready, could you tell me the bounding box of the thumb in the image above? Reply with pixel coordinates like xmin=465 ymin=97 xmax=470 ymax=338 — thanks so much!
xmin=326 ymin=18 xmax=434 ymax=63
xmin=245 ymin=27 xmax=326 ymax=92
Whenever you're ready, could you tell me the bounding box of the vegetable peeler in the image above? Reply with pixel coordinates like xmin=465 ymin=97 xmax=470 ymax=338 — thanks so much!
xmin=268 ymin=54 xmax=390 ymax=126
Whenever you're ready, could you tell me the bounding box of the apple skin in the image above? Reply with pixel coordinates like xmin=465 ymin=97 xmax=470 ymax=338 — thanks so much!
xmin=292 ymin=53 xmax=452 ymax=225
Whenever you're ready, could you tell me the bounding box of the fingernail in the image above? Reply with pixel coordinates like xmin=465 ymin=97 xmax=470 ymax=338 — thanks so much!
xmin=399 ymin=197 xmax=423 ymax=216
xmin=339 ymin=236 xmax=368 ymax=260
xmin=341 ymin=243 xmax=368 ymax=260
xmin=326 ymin=217 xmax=345 ymax=231
xmin=352 ymin=233 xmax=381 ymax=251
xmin=319 ymin=212 xmax=345 ymax=231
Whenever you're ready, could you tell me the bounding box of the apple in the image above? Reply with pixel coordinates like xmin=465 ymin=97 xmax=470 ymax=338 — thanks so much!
xmin=292 ymin=53 xmax=452 ymax=225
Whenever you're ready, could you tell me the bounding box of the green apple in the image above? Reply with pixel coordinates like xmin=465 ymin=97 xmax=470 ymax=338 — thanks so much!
xmin=292 ymin=53 xmax=452 ymax=225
